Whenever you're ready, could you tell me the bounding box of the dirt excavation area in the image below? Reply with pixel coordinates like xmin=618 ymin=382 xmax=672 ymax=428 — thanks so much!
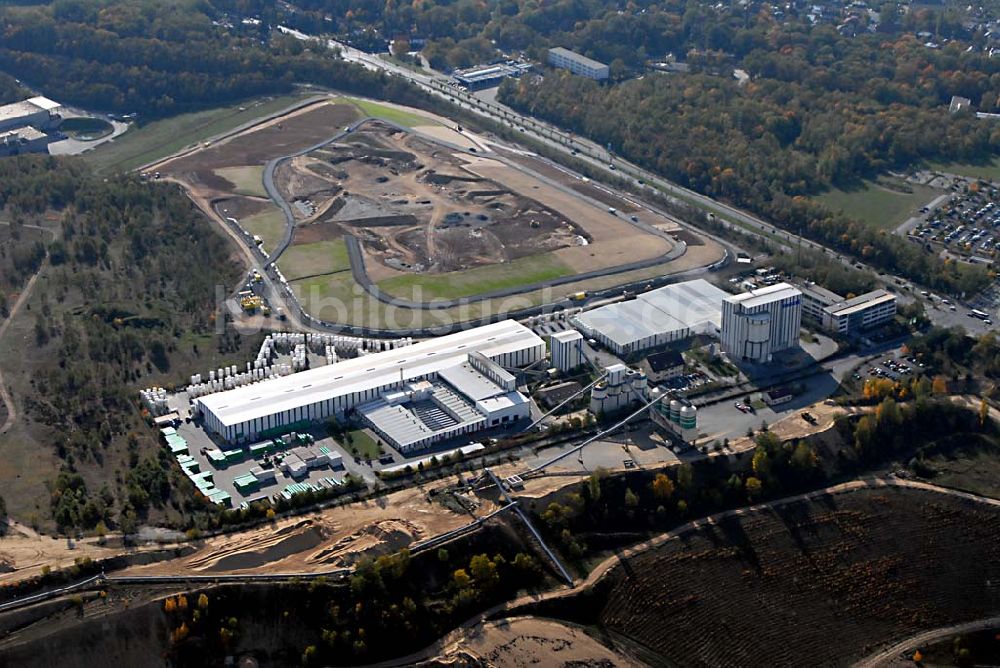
xmin=151 ymin=99 xmax=362 ymax=253
xmin=276 ymin=119 xmax=651 ymax=280
xmin=0 ymin=522 xmax=165 ymax=585
xmin=123 ymin=484 xmax=492 ymax=576
xmin=422 ymin=617 xmax=641 ymax=667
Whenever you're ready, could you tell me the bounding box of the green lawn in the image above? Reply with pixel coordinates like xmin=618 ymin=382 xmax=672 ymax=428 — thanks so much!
xmin=84 ymin=92 xmax=314 ymax=173
xmin=278 ymin=238 xmax=351 ymax=280
xmin=926 ymin=158 xmax=1000 ymax=182
xmin=344 ymin=429 xmax=383 ymax=460
xmin=240 ymin=206 xmax=287 ymax=253
xmin=348 ymin=97 xmax=439 ymax=127
xmin=814 ymin=178 xmax=941 ymax=230
xmin=215 ymin=166 xmax=266 ymax=197
xmin=377 ymin=254 xmax=574 ymax=301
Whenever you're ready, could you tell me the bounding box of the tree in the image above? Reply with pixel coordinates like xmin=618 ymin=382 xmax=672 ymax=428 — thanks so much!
xmin=745 ymin=476 xmax=763 ymax=500
xmin=469 ymin=554 xmax=500 ymax=590
xmin=676 ymin=464 xmax=694 ymax=491
xmin=790 ymin=442 xmax=818 ymax=472
xmin=932 ymin=375 xmax=948 ymax=395
xmin=624 ymin=487 xmax=639 ymax=508
xmin=197 ymin=593 xmax=209 ymax=610
xmin=752 ymin=447 xmax=771 ymax=480
xmin=980 ymin=398 xmax=989 ymax=427
xmin=452 ymin=568 xmax=471 ymax=589
xmin=651 ymin=473 xmax=674 ymax=501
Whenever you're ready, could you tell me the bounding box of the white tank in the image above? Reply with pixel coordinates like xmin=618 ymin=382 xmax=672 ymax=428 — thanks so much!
xmin=679 ymin=404 xmax=697 ymax=430
xmin=669 ymin=399 xmax=682 ymax=423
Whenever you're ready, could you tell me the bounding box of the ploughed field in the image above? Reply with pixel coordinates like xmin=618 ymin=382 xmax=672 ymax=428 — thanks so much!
xmin=533 ymin=486 xmax=1000 ymax=667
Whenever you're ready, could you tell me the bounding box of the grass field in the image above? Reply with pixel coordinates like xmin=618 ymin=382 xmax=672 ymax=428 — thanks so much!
xmin=240 ymin=207 xmax=287 ymax=253
xmin=84 ymin=92 xmax=314 ymax=173
xmin=279 ymin=239 xmax=350 ymax=281
xmin=215 ymin=166 xmax=266 ymax=197
xmin=343 ymin=429 xmax=383 ymax=460
xmin=927 ymin=158 xmax=1000 ymax=181
xmin=348 ymin=98 xmax=439 ymax=128
xmin=814 ymin=178 xmax=941 ymax=229
xmin=377 ymin=254 xmax=574 ymax=301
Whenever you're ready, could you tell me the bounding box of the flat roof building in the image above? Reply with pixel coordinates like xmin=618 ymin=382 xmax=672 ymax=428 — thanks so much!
xmin=195 ymin=320 xmax=544 ymax=443
xmin=547 ymin=47 xmax=609 ymax=80
xmin=0 ymin=96 xmax=61 ymax=133
xmin=720 ymin=283 xmax=802 ymax=363
xmin=550 ymin=330 xmax=584 ymax=372
xmin=571 ymin=279 xmax=728 ymax=356
xmin=452 ymin=62 xmax=532 ymax=90
xmin=797 ymin=282 xmax=897 ymax=334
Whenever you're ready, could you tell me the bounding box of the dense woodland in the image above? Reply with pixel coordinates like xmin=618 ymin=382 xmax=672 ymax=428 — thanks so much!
xmin=0 ymin=0 xmax=428 ymax=117
xmin=0 ymin=156 xmax=256 ymax=531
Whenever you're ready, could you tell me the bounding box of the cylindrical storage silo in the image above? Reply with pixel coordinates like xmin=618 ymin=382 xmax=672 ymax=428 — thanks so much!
xmin=680 ymin=405 xmax=697 ymax=430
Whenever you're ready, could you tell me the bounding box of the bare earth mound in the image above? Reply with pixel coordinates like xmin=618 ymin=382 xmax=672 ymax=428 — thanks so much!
xmin=422 ymin=617 xmax=641 ymax=668
xmin=531 ymin=486 xmax=1000 ymax=667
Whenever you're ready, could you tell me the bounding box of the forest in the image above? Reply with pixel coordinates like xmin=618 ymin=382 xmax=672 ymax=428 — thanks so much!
xmin=498 ymin=27 xmax=1000 ymax=292
xmin=0 ymin=0 xmax=428 ymax=117
xmin=0 ymin=156 xmax=256 ymax=531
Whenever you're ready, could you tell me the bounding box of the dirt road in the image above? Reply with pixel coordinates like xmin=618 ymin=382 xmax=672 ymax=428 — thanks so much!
xmin=0 ymin=252 xmax=48 ymax=435
xmin=854 ymin=615 xmax=1000 ymax=667
xmin=364 ymin=477 xmax=1000 ymax=667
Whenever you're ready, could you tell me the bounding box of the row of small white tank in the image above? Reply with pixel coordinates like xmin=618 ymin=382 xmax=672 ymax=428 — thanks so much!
xmin=324 ymin=344 xmax=338 ymax=365
xmin=291 ymin=343 xmax=308 ymax=371
xmin=186 ymin=365 xmax=295 ymax=399
xmin=140 ymin=387 xmax=169 ymax=416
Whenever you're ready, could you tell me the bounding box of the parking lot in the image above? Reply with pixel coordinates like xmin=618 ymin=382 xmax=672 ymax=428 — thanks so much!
xmin=909 ymin=181 xmax=1000 ymax=262
xmin=851 ymin=349 xmax=931 ymax=384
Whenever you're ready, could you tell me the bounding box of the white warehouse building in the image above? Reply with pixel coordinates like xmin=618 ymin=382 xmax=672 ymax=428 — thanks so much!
xmin=720 ymin=283 xmax=802 ymax=363
xmin=571 ymin=279 xmax=728 ymax=356
xmin=195 ymin=320 xmax=544 ymax=443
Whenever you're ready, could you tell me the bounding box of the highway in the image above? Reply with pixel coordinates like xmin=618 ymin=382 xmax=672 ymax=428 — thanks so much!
xmin=278 ymin=28 xmax=1000 ymax=330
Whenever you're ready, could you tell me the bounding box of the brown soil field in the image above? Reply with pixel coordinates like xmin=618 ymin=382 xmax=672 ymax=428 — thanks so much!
xmin=461 ymin=156 xmax=672 ymax=273
xmin=420 ymin=617 xmax=642 ymax=667
xmin=529 ymin=485 xmax=1000 ymax=667
xmin=282 ymin=120 xmax=595 ymax=275
xmin=122 ymin=484 xmax=492 ymax=576
xmin=155 ymin=101 xmax=360 ymax=202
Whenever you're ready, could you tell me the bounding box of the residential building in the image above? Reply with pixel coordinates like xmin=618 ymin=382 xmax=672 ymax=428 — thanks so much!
xmin=641 ymin=350 xmax=686 ymax=382
xmin=547 ymin=47 xmax=610 ymax=80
